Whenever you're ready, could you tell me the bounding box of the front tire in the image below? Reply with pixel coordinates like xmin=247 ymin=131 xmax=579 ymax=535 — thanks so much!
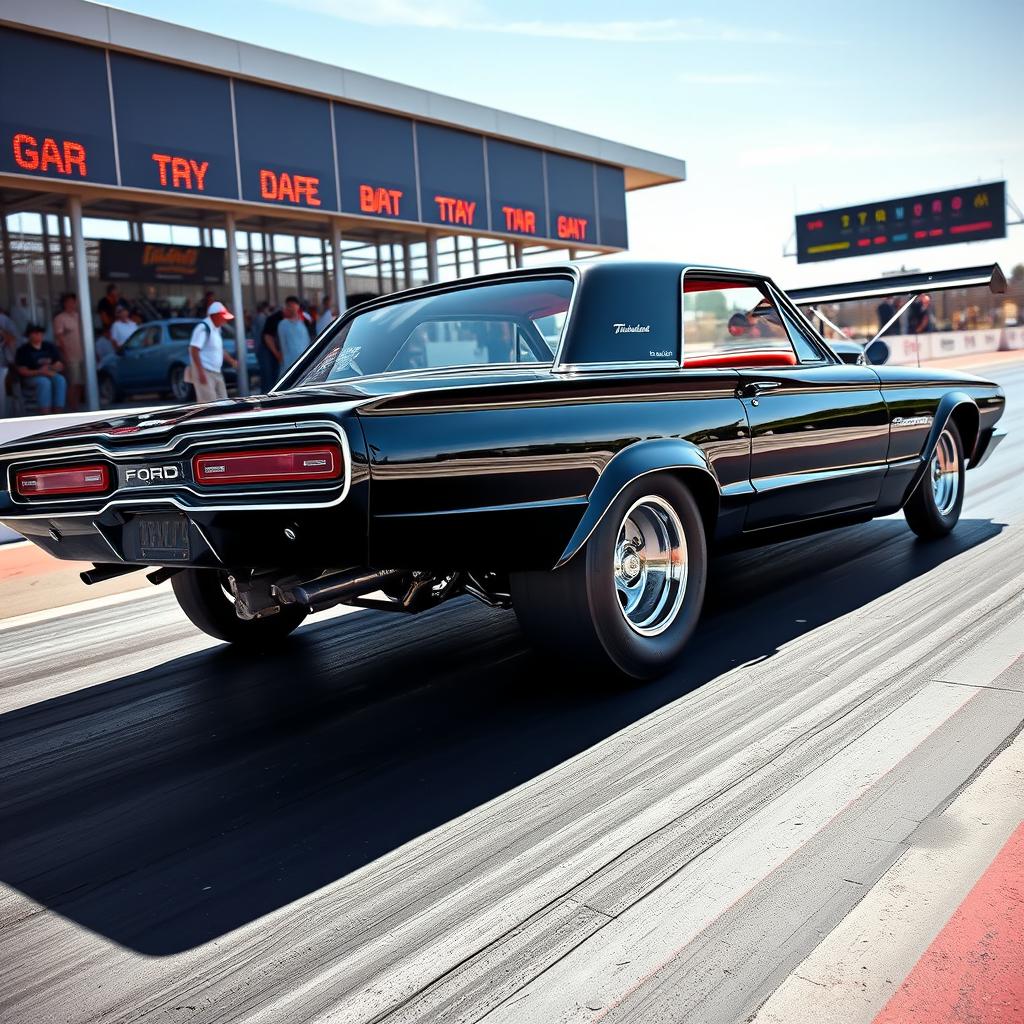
xmin=904 ymin=421 xmax=965 ymax=539
xmin=511 ymin=475 xmax=707 ymax=680
xmin=171 ymin=569 xmax=307 ymax=644
xmin=169 ymin=364 xmax=195 ymax=403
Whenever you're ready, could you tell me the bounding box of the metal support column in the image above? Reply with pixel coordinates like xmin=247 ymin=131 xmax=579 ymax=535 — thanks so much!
xmin=425 ymin=230 xmax=439 ymax=282
xmin=471 ymin=237 xmax=481 ymax=275
xmin=320 ymin=238 xmax=330 ymax=306
xmin=0 ymin=213 xmax=13 ymax=308
xmin=41 ymin=214 xmax=55 ymax=315
xmin=57 ymin=213 xmax=71 ymax=290
xmin=265 ymin=233 xmax=279 ymax=305
xmin=225 ymin=212 xmax=250 ymax=397
xmin=246 ymin=233 xmax=259 ymax=303
xmin=513 ymin=242 xmax=524 ymax=268
xmin=69 ymin=196 xmax=98 ymax=411
xmin=293 ymin=235 xmax=304 ymax=301
xmin=403 ymin=240 xmax=413 ymax=289
xmin=329 ymin=219 xmax=348 ymax=312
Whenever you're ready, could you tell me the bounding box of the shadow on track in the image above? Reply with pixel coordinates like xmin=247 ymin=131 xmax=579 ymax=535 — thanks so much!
xmin=0 ymin=517 xmax=1004 ymax=954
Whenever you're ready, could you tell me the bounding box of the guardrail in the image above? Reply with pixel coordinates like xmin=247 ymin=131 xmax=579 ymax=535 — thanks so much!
xmin=883 ymin=326 xmax=1024 ymax=365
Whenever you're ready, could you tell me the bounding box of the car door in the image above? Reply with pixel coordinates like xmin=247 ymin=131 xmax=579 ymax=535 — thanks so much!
xmin=117 ymin=326 xmax=158 ymax=393
xmin=682 ymin=271 xmax=889 ymax=530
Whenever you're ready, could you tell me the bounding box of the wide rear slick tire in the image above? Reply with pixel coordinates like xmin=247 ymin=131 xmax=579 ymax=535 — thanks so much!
xmin=903 ymin=421 xmax=965 ymax=540
xmin=511 ymin=475 xmax=707 ymax=681
xmin=171 ymin=569 xmax=307 ymax=645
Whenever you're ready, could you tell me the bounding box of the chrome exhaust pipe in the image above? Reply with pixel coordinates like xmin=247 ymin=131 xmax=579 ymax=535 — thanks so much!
xmin=272 ymin=568 xmax=400 ymax=612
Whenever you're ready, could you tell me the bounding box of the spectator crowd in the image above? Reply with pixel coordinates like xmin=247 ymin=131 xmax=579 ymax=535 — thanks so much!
xmin=0 ymin=286 xmax=338 ymax=417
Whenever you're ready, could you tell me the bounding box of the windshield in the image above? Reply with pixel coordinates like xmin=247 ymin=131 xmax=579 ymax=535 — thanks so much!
xmin=289 ymin=276 xmax=573 ymax=385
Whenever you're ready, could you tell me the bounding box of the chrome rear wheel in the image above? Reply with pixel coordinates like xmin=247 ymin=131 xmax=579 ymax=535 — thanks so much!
xmin=614 ymin=496 xmax=687 ymax=636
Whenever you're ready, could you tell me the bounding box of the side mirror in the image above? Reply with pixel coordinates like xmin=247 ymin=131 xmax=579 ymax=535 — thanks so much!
xmin=864 ymin=339 xmax=890 ymax=365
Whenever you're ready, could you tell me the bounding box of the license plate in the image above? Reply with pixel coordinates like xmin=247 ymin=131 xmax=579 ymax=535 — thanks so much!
xmin=124 ymin=513 xmax=191 ymax=561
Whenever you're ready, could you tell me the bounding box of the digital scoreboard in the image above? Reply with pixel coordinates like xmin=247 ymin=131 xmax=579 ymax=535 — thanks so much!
xmin=0 ymin=25 xmax=630 ymax=249
xmin=795 ymin=182 xmax=1006 ymax=264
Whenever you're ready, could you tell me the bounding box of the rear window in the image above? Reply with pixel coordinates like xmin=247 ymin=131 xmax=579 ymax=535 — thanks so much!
xmin=290 ymin=277 xmax=572 ymax=385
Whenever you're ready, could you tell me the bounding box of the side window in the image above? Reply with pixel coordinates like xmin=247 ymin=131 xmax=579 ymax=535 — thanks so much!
xmin=682 ymin=277 xmax=797 ymax=368
xmin=777 ymin=306 xmax=825 ymax=362
xmin=123 ymin=327 xmax=149 ymax=351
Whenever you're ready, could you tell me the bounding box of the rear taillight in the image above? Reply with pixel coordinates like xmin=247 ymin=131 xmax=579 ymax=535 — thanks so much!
xmin=15 ymin=463 xmax=109 ymax=497
xmin=192 ymin=445 xmax=342 ymax=486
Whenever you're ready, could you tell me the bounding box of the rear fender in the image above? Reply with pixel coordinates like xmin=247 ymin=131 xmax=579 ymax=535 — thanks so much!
xmin=555 ymin=438 xmax=720 ymax=568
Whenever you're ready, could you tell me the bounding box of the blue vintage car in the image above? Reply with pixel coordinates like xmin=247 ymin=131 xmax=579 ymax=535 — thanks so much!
xmin=98 ymin=318 xmax=260 ymax=405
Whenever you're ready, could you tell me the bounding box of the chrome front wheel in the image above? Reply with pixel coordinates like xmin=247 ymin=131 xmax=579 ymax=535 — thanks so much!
xmin=614 ymin=496 xmax=688 ymax=636
xmin=905 ymin=419 xmax=965 ymax=540
xmin=930 ymin=427 xmax=961 ymax=516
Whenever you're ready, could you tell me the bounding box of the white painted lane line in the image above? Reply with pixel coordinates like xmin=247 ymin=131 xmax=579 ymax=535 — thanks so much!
xmin=0 ymin=586 xmax=166 ymax=633
xmin=750 ymin=731 xmax=1024 ymax=1024
xmin=937 ymin=605 xmax=1024 ymax=691
xmin=473 ymin=681 xmax=982 ymax=1024
xmin=232 ymin=561 xmax=1024 ymax=1024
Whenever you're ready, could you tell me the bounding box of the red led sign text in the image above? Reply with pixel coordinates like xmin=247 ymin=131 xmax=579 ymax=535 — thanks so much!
xmin=433 ymin=195 xmax=476 ymax=226
xmin=12 ymin=133 xmax=87 ymax=177
xmin=259 ymin=170 xmax=321 ymax=207
xmin=501 ymin=206 xmax=537 ymax=234
xmin=359 ymin=184 xmax=403 ymax=216
xmin=151 ymin=153 xmax=209 ymax=191
xmin=556 ymin=215 xmax=588 ymax=241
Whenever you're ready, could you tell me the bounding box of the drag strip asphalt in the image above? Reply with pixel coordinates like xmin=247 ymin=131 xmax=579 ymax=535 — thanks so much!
xmin=2 ymin=361 xmax=1023 ymax=1024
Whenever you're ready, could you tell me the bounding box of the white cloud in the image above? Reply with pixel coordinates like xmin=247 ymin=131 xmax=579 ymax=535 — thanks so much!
xmin=271 ymin=0 xmax=789 ymax=43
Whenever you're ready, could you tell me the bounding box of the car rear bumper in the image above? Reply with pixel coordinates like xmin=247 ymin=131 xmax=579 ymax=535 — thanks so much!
xmin=4 ymin=497 xmax=369 ymax=570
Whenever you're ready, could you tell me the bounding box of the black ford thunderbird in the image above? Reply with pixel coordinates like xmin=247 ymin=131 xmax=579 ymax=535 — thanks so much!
xmin=0 ymin=261 xmax=1007 ymax=678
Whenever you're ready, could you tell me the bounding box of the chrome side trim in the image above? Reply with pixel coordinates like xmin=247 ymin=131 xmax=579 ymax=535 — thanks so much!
xmin=751 ymin=462 xmax=886 ymax=493
xmin=3 ymin=420 xmax=352 ymax=518
xmin=375 ymin=495 xmax=589 ymax=519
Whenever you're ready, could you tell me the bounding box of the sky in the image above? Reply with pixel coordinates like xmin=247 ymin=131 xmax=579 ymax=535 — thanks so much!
xmin=103 ymin=0 xmax=1023 ymax=289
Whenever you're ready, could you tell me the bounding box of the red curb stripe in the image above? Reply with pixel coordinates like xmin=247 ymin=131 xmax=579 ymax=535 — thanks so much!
xmin=873 ymin=820 xmax=1024 ymax=1024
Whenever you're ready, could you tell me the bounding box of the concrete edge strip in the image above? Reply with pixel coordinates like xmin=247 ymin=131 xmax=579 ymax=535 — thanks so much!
xmin=751 ymin=696 xmax=1024 ymax=1024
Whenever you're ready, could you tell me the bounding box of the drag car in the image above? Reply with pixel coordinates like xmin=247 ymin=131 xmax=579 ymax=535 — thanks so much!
xmin=0 ymin=261 xmax=1007 ymax=679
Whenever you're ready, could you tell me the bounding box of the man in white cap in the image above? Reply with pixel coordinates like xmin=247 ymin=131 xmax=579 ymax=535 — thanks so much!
xmin=187 ymin=300 xmax=238 ymax=404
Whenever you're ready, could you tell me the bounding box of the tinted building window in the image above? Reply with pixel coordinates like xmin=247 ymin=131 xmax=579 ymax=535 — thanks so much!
xmin=596 ymin=164 xmax=627 ymax=249
xmin=417 ymin=123 xmax=487 ymax=231
xmin=234 ymin=80 xmax=337 ymax=210
xmin=487 ymin=139 xmax=547 ymax=239
xmin=546 ymin=153 xmax=596 ymax=246
xmin=335 ymin=104 xmax=417 ymax=221
xmin=111 ymin=54 xmax=237 ymax=199
xmin=0 ymin=27 xmax=117 ymax=185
